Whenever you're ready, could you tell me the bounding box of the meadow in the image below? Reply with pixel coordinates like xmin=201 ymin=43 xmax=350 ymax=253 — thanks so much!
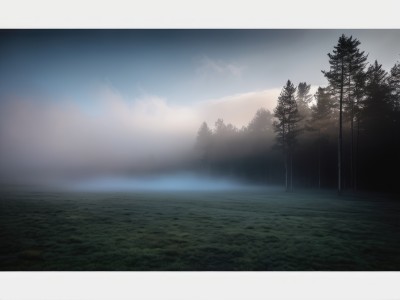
xmin=1 ymin=187 xmax=399 ymax=270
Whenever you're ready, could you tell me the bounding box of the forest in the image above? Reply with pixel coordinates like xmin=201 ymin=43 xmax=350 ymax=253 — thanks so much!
xmin=194 ymin=34 xmax=400 ymax=194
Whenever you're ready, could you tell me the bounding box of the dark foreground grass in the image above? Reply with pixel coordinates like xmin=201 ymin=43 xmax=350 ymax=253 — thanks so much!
xmin=0 ymin=187 xmax=399 ymax=270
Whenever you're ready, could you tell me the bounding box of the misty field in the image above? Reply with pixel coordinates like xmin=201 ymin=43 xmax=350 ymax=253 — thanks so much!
xmin=1 ymin=187 xmax=399 ymax=271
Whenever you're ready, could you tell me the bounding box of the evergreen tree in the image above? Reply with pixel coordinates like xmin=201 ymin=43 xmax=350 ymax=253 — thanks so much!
xmin=195 ymin=122 xmax=213 ymax=166
xmin=322 ymin=34 xmax=350 ymax=194
xmin=296 ymin=82 xmax=313 ymax=128
xmin=352 ymin=68 xmax=368 ymax=190
xmin=309 ymin=87 xmax=336 ymax=188
xmin=362 ymin=60 xmax=392 ymax=132
xmin=323 ymin=35 xmax=347 ymax=193
xmin=343 ymin=36 xmax=368 ymax=190
xmin=359 ymin=60 xmax=394 ymax=190
xmin=248 ymin=108 xmax=273 ymax=134
xmin=388 ymin=62 xmax=400 ymax=113
xmin=388 ymin=61 xmax=400 ymax=189
xmin=388 ymin=61 xmax=400 ymax=146
xmin=273 ymin=80 xmax=301 ymax=191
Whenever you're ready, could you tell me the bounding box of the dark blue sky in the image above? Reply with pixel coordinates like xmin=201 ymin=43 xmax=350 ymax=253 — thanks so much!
xmin=1 ymin=30 xmax=399 ymax=107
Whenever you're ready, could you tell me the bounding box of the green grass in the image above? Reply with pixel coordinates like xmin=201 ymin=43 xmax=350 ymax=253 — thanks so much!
xmin=1 ymin=187 xmax=399 ymax=270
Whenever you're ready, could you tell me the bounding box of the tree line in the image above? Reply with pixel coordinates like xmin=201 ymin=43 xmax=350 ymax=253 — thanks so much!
xmin=195 ymin=34 xmax=400 ymax=193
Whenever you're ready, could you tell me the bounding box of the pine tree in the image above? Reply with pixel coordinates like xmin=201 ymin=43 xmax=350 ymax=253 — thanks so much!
xmin=322 ymin=35 xmax=347 ymax=194
xmin=388 ymin=62 xmax=400 ymax=189
xmin=343 ymin=36 xmax=368 ymax=190
xmin=388 ymin=62 xmax=400 ymax=113
xmin=322 ymin=34 xmax=367 ymax=194
xmin=195 ymin=122 xmax=213 ymax=166
xmin=273 ymin=80 xmax=301 ymax=191
xmin=296 ymin=82 xmax=312 ymax=129
xmin=359 ymin=61 xmax=393 ymax=190
xmin=352 ymin=68 xmax=367 ymax=190
xmin=388 ymin=62 xmax=400 ymax=144
xmin=309 ymin=87 xmax=336 ymax=188
xmin=362 ymin=61 xmax=392 ymax=132
xmin=247 ymin=108 xmax=273 ymax=134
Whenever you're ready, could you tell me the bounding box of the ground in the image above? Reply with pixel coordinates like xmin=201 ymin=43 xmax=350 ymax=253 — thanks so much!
xmin=0 ymin=187 xmax=399 ymax=270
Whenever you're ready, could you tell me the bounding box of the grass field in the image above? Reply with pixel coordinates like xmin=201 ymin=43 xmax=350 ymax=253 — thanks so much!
xmin=1 ymin=187 xmax=399 ymax=270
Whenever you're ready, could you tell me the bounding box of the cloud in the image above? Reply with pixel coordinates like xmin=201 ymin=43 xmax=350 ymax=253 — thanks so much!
xmin=197 ymin=89 xmax=280 ymax=128
xmin=197 ymin=56 xmax=244 ymax=78
xmin=0 ymin=86 xmax=279 ymax=184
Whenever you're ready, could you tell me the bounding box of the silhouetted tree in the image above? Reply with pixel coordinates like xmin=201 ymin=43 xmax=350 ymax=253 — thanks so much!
xmin=247 ymin=108 xmax=274 ymax=134
xmin=359 ymin=61 xmax=393 ymax=190
xmin=388 ymin=62 xmax=400 ymax=113
xmin=362 ymin=61 xmax=392 ymax=128
xmin=214 ymin=118 xmax=238 ymax=137
xmin=296 ymin=82 xmax=312 ymax=129
xmin=322 ymin=34 xmax=350 ymax=194
xmin=352 ymin=68 xmax=368 ymax=190
xmin=274 ymin=80 xmax=301 ymax=191
xmin=211 ymin=119 xmax=240 ymax=173
xmin=343 ymin=36 xmax=368 ymax=190
xmin=388 ymin=61 xmax=400 ymax=190
xmin=309 ymin=87 xmax=336 ymax=188
xmin=388 ymin=61 xmax=400 ymax=145
xmin=195 ymin=122 xmax=213 ymax=166
xmin=246 ymin=108 xmax=274 ymax=156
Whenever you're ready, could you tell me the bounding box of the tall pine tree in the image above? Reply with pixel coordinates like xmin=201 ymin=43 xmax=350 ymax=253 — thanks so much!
xmin=344 ymin=36 xmax=368 ymax=190
xmin=309 ymin=87 xmax=336 ymax=188
xmin=362 ymin=61 xmax=392 ymax=133
xmin=388 ymin=62 xmax=400 ymax=113
xmin=322 ymin=34 xmax=348 ymax=194
xmin=322 ymin=34 xmax=366 ymax=193
xmin=274 ymin=80 xmax=301 ymax=191
xmin=360 ymin=61 xmax=393 ymax=190
xmin=296 ymin=82 xmax=313 ymax=129
xmin=351 ymin=68 xmax=367 ymax=190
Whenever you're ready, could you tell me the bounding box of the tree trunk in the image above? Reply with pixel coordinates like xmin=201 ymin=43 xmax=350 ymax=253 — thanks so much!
xmin=283 ymin=122 xmax=288 ymax=192
xmin=349 ymin=77 xmax=354 ymax=190
xmin=285 ymin=150 xmax=288 ymax=191
xmin=290 ymin=151 xmax=293 ymax=192
xmin=350 ymin=113 xmax=354 ymax=189
xmin=338 ymin=59 xmax=344 ymax=195
xmin=318 ymin=130 xmax=321 ymax=189
xmin=355 ymin=113 xmax=360 ymax=191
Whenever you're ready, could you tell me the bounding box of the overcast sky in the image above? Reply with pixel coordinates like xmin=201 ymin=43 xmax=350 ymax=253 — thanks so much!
xmin=1 ymin=30 xmax=399 ymax=183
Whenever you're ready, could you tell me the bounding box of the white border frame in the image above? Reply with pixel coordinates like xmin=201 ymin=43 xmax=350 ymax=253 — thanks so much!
xmin=0 ymin=0 xmax=399 ymax=28
xmin=1 ymin=0 xmax=400 ymax=299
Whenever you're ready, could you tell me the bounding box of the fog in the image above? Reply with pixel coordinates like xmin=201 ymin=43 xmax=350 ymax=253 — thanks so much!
xmin=66 ymin=172 xmax=266 ymax=192
xmin=0 ymin=85 xmax=279 ymax=186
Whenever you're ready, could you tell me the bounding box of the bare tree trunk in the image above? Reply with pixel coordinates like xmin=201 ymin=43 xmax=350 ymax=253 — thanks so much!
xmin=290 ymin=150 xmax=293 ymax=192
xmin=347 ymin=68 xmax=356 ymax=191
xmin=350 ymin=88 xmax=354 ymax=191
xmin=285 ymin=150 xmax=288 ymax=191
xmin=355 ymin=113 xmax=360 ymax=191
xmin=283 ymin=123 xmax=288 ymax=192
xmin=338 ymin=60 xmax=344 ymax=195
xmin=318 ymin=129 xmax=321 ymax=189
